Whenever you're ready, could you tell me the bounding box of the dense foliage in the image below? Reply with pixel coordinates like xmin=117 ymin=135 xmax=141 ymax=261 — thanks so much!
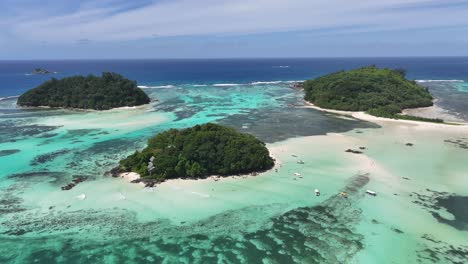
xmin=17 ymin=72 xmax=150 ymax=110
xmin=303 ymin=66 xmax=434 ymax=118
xmin=119 ymin=123 xmax=275 ymax=179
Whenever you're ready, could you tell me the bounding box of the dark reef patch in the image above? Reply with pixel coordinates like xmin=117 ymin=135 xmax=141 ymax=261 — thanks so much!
xmin=0 ymin=185 xmax=26 ymax=215
xmin=418 ymin=234 xmax=468 ymax=264
xmin=391 ymin=227 xmax=404 ymax=234
xmin=0 ymin=149 xmax=20 ymax=157
xmin=219 ymin=107 xmax=378 ymax=143
xmin=62 ymin=129 xmax=99 ymax=139
xmin=152 ymin=97 xmax=203 ymax=122
xmin=6 ymin=171 xmax=67 ymax=185
xmin=412 ymin=189 xmax=468 ymax=231
xmin=86 ymin=138 xmax=138 ymax=155
xmin=0 ymin=174 xmax=370 ymax=263
xmin=0 ymin=122 xmax=59 ymax=143
xmin=433 ymin=195 xmax=468 ymax=231
xmin=444 ymin=138 xmax=468 ymax=150
xmin=37 ymin=133 xmax=59 ymax=138
xmin=173 ymin=106 xmax=203 ymax=121
xmin=30 ymin=149 xmax=73 ymax=166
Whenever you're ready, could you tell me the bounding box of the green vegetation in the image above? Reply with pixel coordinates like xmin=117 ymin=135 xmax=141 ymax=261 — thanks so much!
xmin=303 ymin=66 xmax=437 ymax=120
xmin=394 ymin=115 xmax=443 ymax=123
xmin=119 ymin=123 xmax=275 ymax=180
xmin=17 ymin=72 xmax=150 ymax=110
xmin=367 ymin=105 xmax=443 ymax=123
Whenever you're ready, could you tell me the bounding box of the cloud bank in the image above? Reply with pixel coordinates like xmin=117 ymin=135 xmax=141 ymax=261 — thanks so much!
xmin=6 ymin=0 xmax=468 ymax=43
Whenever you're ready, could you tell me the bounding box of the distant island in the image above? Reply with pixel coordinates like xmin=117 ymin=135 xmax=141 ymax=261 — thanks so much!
xmin=117 ymin=123 xmax=275 ymax=182
xmin=303 ymin=66 xmax=443 ymax=122
xmin=17 ymin=72 xmax=151 ymax=110
xmin=31 ymin=68 xmax=55 ymax=75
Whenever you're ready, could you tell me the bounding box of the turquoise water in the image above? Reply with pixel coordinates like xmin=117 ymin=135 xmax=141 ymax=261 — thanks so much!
xmin=0 ymin=83 xmax=379 ymax=263
xmin=1 ymin=81 xmax=467 ymax=262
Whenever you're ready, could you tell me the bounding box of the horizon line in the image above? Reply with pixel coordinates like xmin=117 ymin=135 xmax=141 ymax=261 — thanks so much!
xmin=1 ymin=55 xmax=468 ymax=61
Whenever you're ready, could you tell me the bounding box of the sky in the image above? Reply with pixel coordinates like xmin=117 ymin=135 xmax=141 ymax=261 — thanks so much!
xmin=1 ymin=0 xmax=468 ymax=59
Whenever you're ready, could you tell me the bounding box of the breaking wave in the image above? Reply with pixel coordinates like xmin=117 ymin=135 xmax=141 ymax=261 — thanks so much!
xmin=250 ymin=81 xmax=283 ymax=85
xmin=416 ymin=80 xmax=464 ymax=83
xmin=212 ymin=83 xmax=242 ymax=87
xmin=138 ymin=85 xmax=176 ymax=89
xmin=139 ymin=80 xmax=305 ymax=89
xmin=0 ymin=95 xmax=19 ymax=101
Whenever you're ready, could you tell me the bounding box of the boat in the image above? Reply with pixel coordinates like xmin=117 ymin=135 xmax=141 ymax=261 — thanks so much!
xmin=297 ymin=160 xmax=305 ymax=164
xmin=293 ymin=172 xmax=301 ymax=176
xmin=314 ymin=189 xmax=320 ymax=196
xmin=366 ymin=190 xmax=377 ymax=196
xmin=339 ymin=192 xmax=348 ymax=198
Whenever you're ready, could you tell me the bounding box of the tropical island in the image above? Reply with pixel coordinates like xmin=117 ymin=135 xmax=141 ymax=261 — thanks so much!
xmin=31 ymin=68 xmax=54 ymax=75
xmin=303 ymin=66 xmax=443 ymax=122
xmin=17 ymin=72 xmax=150 ymax=110
xmin=117 ymin=123 xmax=275 ymax=182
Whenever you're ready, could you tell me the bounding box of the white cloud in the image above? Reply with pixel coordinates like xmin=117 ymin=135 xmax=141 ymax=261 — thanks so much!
xmin=7 ymin=0 xmax=468 ymax=43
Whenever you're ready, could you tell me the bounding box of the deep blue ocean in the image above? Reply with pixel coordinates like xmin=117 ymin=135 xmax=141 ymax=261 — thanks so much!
xmin=1 ymin=57 xmax=468 ymax=97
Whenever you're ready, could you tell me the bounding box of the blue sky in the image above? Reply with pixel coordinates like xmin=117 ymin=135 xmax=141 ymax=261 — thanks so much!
xmin=1 ymin=0 xmax=468 ymax=59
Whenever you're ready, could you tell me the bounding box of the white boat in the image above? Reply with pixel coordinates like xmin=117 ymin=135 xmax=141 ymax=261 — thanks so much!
xmin=366 ymin=190 xmax=377 ymax=196
xmin=76 ymin=193 xmax=86 ymax=200
xmin=293 ymin=172 xmax=301 ymax=176
xmin=314 ymin=189 xmax=320 ymax=196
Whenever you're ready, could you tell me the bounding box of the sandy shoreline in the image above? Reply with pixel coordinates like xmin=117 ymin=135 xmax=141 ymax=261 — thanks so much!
xmin=17 ymin=103 xmax=152 ymax=112
xmin=118 ymin=147 xmax=284 ymax=187
xmin=302 ymin=101 xmax=468 ymax=130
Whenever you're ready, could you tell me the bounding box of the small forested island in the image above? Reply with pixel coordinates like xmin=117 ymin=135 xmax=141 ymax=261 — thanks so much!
xmin=118 ymin=123 xmax=275 ymax=181
xmin=17 ymin=72 xmax=150 ymax=110
xmin=31 ymin=68 xmax=54 ymax=74
xmin=303 ymin=66 xmax=443 ymax=122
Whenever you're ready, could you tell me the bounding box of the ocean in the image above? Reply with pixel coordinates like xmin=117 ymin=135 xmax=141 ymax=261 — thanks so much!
xmin=0 ymin=58 xmax=467 ymax=263
xmin=2 ymin=57 xmax=468 ymax=96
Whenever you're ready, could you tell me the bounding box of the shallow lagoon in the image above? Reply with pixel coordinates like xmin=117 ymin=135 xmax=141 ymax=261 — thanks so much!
xmin=0 ymin=81 xmax=467 ymax=263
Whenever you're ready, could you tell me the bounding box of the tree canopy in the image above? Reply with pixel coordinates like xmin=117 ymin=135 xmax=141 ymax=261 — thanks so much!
xmin=119 ymin=123 xmax=275 ymax=180
xmin=303 ymin=66 xmax=434 ymax=117
xmin=17 ymin=72 xmax=150 ymax=110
